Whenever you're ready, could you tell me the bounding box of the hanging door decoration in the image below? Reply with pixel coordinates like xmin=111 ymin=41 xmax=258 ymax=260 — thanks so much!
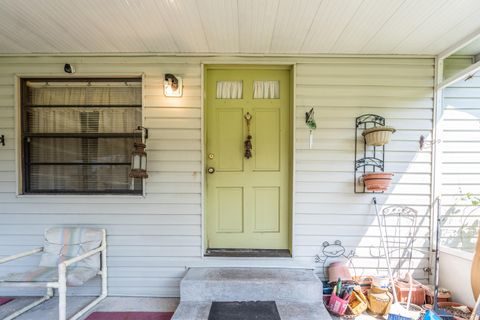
xmin=244 ymin=112 xmax=253 ymax=159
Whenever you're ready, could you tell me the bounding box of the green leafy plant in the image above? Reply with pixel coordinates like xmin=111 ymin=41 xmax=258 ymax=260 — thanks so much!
xmin=464 ymin=192 xmax=480 ymax=206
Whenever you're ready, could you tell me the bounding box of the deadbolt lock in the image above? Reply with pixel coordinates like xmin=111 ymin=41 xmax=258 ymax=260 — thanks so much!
xmin=208 ymin=153 xmax=215 ymax=159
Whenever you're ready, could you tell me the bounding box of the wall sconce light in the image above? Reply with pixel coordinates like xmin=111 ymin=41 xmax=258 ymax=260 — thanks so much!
xmin=164 ymin=73 xmax=183 ymax=97
xmin=129 ymin=126 xmax=149 ymax=179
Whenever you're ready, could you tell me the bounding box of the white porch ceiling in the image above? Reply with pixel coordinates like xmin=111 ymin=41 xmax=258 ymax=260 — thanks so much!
xmin=0 ymin=0 xmax=480 ymax=55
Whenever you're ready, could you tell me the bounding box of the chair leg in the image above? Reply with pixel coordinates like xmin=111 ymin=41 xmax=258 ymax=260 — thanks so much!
xmin=69 ymin=245 xmax=108 ymax=320
xmin=58 ymin=264 xmax=67 ymax=320
xmin=3 ymin=288 xmax=53 ymax=320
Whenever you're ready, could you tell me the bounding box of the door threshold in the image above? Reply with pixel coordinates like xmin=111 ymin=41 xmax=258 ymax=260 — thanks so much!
xmin=205 ymin=248 xmax=291 ymax=258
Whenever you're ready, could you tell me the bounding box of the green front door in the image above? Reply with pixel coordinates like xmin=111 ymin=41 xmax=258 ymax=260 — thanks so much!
xmin=205 ymin=66 xmax=291 ymax=250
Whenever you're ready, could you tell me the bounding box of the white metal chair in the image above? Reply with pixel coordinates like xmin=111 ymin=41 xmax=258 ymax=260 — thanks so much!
xmin=0 ymin=227 xmax=107 ymax=320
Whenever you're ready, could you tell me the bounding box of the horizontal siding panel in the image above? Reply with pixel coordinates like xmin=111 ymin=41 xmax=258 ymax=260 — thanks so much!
xmin=145 ymin=107 xmax=201 ymax=118
xmin=296 ymin=235 xmax=429 ymax=247
xmin=296 ymin=182 xmax=431 ymax=195
xmin=297 ymin=246 xmax=429 ymax=258
xmin=294 ymin=118 xmax=432 ymax=130
xmin=296 ymin=139 xmax=426 ymax=152
xmin=296 ymin=172 xmax=431 ymax=184
xmin=148 ymin=139 xmax=201 ymax=151
xmin=295 ymin=106 xmax=433 ymax=119
xmin=296 ymin=64 xmax=433 ymax=77
xmin=0 ymin=235 xmax=200 ymax=247
xmin=147 ymin=129 xmax=201 ymax=140
xmin=295 ymin=213 xmax=430 ymax=227
xmin=297 ymin=85 xmax=433 ymax=98
xmin=296 ymin=75 xmax=433 ymax=87
xmin=296 ymin=96 xmax=433 ymax=109
xmin=0 ymin=225 xmax=201 ymax=236
xmin=298 ymin=129 xmax=432 ymax=142
xmin=0 ymin=193 xmax=201 ymax=204
xmin=144 ymin=118 xmax=200 ymax=129
xmin=296 ymin=225 xmax=430 ymax=237
xmin=296 ymin=161 xmax=431 ymax=173
xmin=442 ymin=174 xmax=480 ymax=184
xmin=297 ymin=150 xmax=431 ymax=163
xmin=0 ymin=203 xmax=200 ymax=214
xmin=0 ymin=214 xmax=201 ymax=225
xmin=295 ymin=203 xmax=430 ymax=215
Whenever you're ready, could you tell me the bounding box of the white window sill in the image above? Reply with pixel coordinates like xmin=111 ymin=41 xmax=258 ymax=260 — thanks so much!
xmin=439 ymin=245 xmax=474 ymax=261
xmin=16 ymin=193 xmax=146 ymax=199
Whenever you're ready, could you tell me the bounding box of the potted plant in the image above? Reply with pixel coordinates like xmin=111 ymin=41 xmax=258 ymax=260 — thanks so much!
xmin=362 ymin=126 xmax=396 ymax=146
xmin=362 ymin=172 xmax=394 ymax=192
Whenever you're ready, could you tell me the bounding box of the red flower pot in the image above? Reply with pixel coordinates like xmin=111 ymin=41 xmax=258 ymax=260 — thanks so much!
xmin=363 ymin=172 xmax=394 ymax=192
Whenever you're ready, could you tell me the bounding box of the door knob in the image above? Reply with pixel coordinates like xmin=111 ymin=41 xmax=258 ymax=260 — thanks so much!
xmin=207 ymin=167 xmax=215 ymax=174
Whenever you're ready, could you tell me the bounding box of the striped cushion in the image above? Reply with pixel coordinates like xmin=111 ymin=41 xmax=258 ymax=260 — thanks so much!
xmin=3 ymin=266 xmax=98 ymax=286
xmin=39 ymin=227 xmax=103 ymax=270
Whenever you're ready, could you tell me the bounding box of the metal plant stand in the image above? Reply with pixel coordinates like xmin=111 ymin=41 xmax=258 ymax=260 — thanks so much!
xmin=354 ymin=114 xmax=386 ymax=193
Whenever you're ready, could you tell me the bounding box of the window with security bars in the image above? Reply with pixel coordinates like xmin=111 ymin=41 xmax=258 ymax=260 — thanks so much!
xmin=21 ymin=78 xmax=143 ymax=194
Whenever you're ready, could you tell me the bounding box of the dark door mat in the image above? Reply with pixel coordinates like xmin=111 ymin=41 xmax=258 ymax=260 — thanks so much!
xmin=205 ymin=248 xmax=291 ymax=257
xmin=208 ymin=301 xmax=281 ymax=320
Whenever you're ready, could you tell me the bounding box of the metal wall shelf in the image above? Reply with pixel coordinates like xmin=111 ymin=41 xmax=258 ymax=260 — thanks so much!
xmin=354 ymin=114 xmax=386 ymax=193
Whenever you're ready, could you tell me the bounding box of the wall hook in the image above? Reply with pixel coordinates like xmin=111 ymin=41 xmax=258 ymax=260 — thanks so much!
xmin=419 ymin=135 xmax=440 ymax=151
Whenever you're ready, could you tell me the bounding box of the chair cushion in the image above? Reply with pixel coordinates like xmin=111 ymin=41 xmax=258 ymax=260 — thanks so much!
xmin=39 ymin=227 xmax=103 ymax=271
xmin=3 ymin=266 xmax=98 ymax=286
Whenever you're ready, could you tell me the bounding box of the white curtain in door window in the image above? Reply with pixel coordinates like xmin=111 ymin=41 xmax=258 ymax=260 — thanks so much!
xmin=253 ymin=80 xmax=279 ymax=99
xmin=216 ymin=81 xmax=243 ymax=99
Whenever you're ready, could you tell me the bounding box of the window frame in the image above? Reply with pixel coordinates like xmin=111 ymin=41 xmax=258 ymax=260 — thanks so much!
xmin=20 ymin=77 xmax=144 ymax=195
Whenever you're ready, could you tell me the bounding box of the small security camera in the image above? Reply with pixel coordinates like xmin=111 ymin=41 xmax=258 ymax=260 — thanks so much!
xmin=64 ymin=63 xmax=75 ymax=74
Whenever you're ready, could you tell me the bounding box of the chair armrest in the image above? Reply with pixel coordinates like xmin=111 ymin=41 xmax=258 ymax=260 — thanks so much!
xmin=59 ymin=244 xmax=105 ymax=268
xmin=0 ymin=247 xmax=43 ymax=265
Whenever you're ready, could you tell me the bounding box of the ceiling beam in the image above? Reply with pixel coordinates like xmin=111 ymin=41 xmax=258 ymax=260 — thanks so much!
xmin=438 ymin=59 xmax=480 ymax=90
xmin=438 ymin=27 xmax=480 ymax=60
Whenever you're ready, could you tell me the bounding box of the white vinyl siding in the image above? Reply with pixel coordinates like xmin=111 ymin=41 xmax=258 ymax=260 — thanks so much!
xmin=440 ymin=57 xmax=480 ymax=253
xmin=295 ymin=58 xmax=434 ymax=282
xmin=0 ymin=56 xmax=434 ymax=296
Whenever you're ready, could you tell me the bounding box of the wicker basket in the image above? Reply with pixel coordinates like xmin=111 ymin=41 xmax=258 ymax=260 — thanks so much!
xmin=362 ymin=126 xmax=396 ymax=146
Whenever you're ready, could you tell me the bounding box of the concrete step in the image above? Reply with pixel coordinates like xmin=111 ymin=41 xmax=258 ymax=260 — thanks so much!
xmin=180 ymin=267 xmax=323 ymax=303
xmin=172 ymin=300 xmax=332 ymax=320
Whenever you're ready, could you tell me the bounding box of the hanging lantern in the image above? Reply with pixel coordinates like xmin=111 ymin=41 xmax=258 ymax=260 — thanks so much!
xmin=129 ymin=142 xmax=148 ymax=179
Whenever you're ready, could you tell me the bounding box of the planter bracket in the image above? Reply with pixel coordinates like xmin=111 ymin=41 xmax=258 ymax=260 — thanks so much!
xmin=354 ymin=114 xmax=386 ymax=193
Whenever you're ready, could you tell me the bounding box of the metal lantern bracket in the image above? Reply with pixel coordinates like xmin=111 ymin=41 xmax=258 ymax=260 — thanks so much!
xmin=136 ymin=126 xmax=148 ymax=140
xmin=354 ymin=114 xmax=386 ymax=193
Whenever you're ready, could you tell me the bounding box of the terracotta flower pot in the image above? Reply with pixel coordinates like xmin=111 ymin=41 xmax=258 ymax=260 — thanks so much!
xmin=327 ymin=261 xmax=352 ymax=283
xmin=362 ymin=126 xmax=396 ymax=146
xmin=363 ymin=172 xmax=394 ymax=192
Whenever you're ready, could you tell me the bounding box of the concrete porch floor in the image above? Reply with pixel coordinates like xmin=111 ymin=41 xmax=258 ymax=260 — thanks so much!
xmin=0 ymin=296 xmax=180 ymax=320
xmin=0 ymin=296 xmax=387 ymax=320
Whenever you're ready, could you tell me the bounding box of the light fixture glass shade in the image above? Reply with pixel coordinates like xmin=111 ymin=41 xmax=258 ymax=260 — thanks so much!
xmin=129 ymin=142 xmax=148 ymax=179
xmin=164 ymin=74 xmax=183 ymax=97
